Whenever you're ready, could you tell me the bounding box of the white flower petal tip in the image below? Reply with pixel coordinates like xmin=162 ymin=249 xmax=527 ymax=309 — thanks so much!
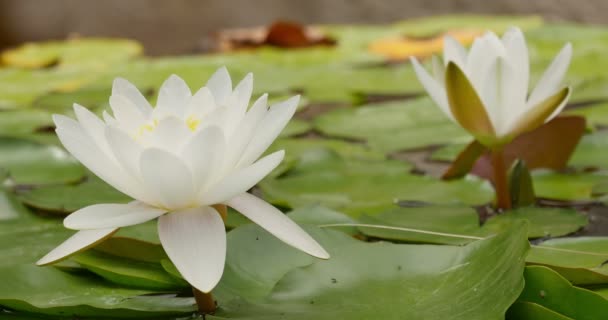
xmin=226 ymin=193 xmax=330 ymax=260
xmin=36 ymin=228 xmax=118 ymax=266
xmin=158 ymin=206 xmax=226 ymax=293
xmin=64 ymin=202 xmax=166 ymax=230
xmin=412 ymin=28 xmax=572 ymax=147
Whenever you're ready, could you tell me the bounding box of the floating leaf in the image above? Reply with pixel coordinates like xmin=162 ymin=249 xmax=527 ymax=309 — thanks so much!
xmin=314 ymin=98 xmax=470 ymax=152
xmin=213 ymin=221 xmax=529 ymax=320
xmin=1 ymin=38 xmax=142 ymax=69
xmin=357 ymin=205 xmax=482 ymax=245
xmin=70 ymin=250 xmax=188 ymax=290
xmin=0 ymin=265 xmax=194 ymax=317
xmin=514 ymin=266 xmax=608 ymax=319
xmin=0 ymin=137 xmax=85 ymax=185
xmin=484 ymin=207 xmax=587 ymax=239
xmin=20 ymin=177 xmax=131 ymax=213
xmin=527 ymin=237 xmax=608 ymax=285
xmin=259 ymin=156 xmax=493 ymax=216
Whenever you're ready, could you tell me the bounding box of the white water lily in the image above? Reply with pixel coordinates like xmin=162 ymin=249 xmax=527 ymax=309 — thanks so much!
xmin=411 ymin=27 xmax=572 ymax=147
xmin=37 ymin=67 xmax=330 ymax=293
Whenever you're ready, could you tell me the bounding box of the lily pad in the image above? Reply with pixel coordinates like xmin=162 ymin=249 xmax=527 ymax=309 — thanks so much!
xmin=0 ymin=265 xmax=194 ymax=318
xmin=20 ymin=177 xmax=131 ymax=213
xmin=259 ymin=156 xmax=493 ymax=216
xmin=526 ymin=237 xmax=608 ymax=285
xmin=0 ymin=137 xmax=85 ymax=185
xmin=484 ymin=207 xmax=588 ymax=239
xmin=569 ymin=131 xmax=608 ymax=170
xmin=1 ymin=38 xmax=143 ymax=69
xmin=531 ymin=171 xmax=607 ymax=201
xmin=314 ymin=98 xmax=470 ymax=153
xmin=514 ymin=266 xmax=608 ymax=320
xmin=70 ymin=250 xmax=188 ymax=290
xmin=212 ymin=221 xmax=529 ymax=320
xmin=357 ymin=205 xmax=482 ymax=245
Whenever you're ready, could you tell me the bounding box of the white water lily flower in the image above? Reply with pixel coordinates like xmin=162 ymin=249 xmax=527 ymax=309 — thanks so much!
xmin=37 ymin=67 xmax=330 ymax=293
xmin=411 ymin=27 xmax=572 ymax=147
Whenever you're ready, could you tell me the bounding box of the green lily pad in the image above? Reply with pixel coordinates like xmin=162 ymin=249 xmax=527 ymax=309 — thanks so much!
xmin=566 ymin=103 xmax=608 ymax=128
xmin=484 ymin=207 xmax=588 ymax=239
xmin=212 ymin=221 xmax=528 ymax=320
xmin=265 ymin=137 xmax=385 ymax=177
xmin=0 ymin=190 xmax=30 ymax=221
xmin=314 ymin=98 xmax=470 ymax=153
xmin=515 ymin=266 xmax=608 ymax=320
xmin=0 ymin=109 xmax=53 ymax=137
xmin=531 ymin=170 xmax=607 ymax=201
xmin=259 ymin=156 xmax=493 ymax=216
xmin=357 ymin=205 xmax=482 ymax=245
xmin=20 ymin=177 xmax=131 ymax=213
xmin=526 ymin=237 xmax=608 ymax=285
xmin=280 ymin=119 xmax=312 ymax=137
xmin=569 ymin=131 xmax=608 ymax=170
xmin=507 ymin=301 xmax=574 ymax=320
xmin=0 ymin=265 xmax=194 ymax=318
xmin=0 ymin=137 xmax=85 ymax=185
xmin=71 ymin=250 xmax=188 ymax=290
xmin=1 ymin=38 xmax=142 ymax=69
xmin=357 ymin=205 xmax=586 ymax=245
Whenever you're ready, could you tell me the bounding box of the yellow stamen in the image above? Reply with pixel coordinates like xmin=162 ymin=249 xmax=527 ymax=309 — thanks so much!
xmin=186 ymin=115 xmax=201 ymax=131
xmin=134 ymin=119 xmax=159 ymax=139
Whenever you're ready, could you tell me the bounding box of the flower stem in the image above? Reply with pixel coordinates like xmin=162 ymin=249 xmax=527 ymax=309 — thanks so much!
xmin=193 ymin=287 xmax=216 ymax=315
xmin=490 ymin=148 xmax=512 ymax=210
xmin=191 ymin=204 xmax=227 ymax=315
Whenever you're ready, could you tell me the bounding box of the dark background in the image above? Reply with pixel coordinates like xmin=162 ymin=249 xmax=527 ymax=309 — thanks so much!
xmin=1 ymin=0 xmax=606 ymax=55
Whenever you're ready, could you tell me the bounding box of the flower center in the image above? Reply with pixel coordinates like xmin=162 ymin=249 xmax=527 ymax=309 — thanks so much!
xmin=186 ymin=115 xmax=201 ymax=131
xmin=135 ymin=119 xmax=159 ymax=139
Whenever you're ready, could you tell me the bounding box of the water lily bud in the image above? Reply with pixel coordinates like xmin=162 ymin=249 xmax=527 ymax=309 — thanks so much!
xmin=411 ymin=27 xmax=572 ymax=148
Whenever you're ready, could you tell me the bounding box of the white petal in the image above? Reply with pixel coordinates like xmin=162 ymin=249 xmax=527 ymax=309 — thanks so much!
xmin=232 ymin=73 xmax=253 ymax=114
xmin=140 ymin=148 xmax=195 ymax=210
xmin=109 ymin=94 xmax=147 ymax=132
xmin=237 ymin=96 xmax=298 ymax=167
xmin=186 ymin=86 xmax=216 ymax=118
xmin=224 ymin=94 xmax=269 ymax=171
xmin=527 ymin=43 xmax=572 ymax=108
xmin=466 ymin=35 xmax=504 ymax=89
xmin=411 ymin=57 xmax=453 ymax=121
xmin=112 ymin=78 xmax=153 ymax=115
xmin=225 ymin=193 xmax=329 ymax=259
xmin=443 ymin=36 xmax=467 ymax=67
xmin=181 ymin=126 xmax=226 ymax=191
xmin=102 ymin=111 xmax=118 ymax=126
xmin=64 ymin=202 xmax=166 ymax=230
xmin=202 ymin=150 xmax=284 ymax=205
xmin=36 ymin=228 xmax=118 ymax=265
xmin=73 ymin=104 xmax=113 ymax=157
xmin=53 ymin=115 xmax=148 ymax=202
xmin=155 ymin=74 xmax=192 ymax=117
xmin=158 ymin=206 xmax=226 ymax=293
xmin=501 ymin=27 xmax=529 ymax=112
xmin=431 ymin=55 xmax=445 ymax=84
xmin=105 ymin=125 xmax=143 ymax=181
xmin=206 ymin=67 xmax=232 ymax=106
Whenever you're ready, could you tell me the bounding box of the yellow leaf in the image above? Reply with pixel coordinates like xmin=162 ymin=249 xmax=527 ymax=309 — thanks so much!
xmin=369 ymin=29 xmax=482 ymax=60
